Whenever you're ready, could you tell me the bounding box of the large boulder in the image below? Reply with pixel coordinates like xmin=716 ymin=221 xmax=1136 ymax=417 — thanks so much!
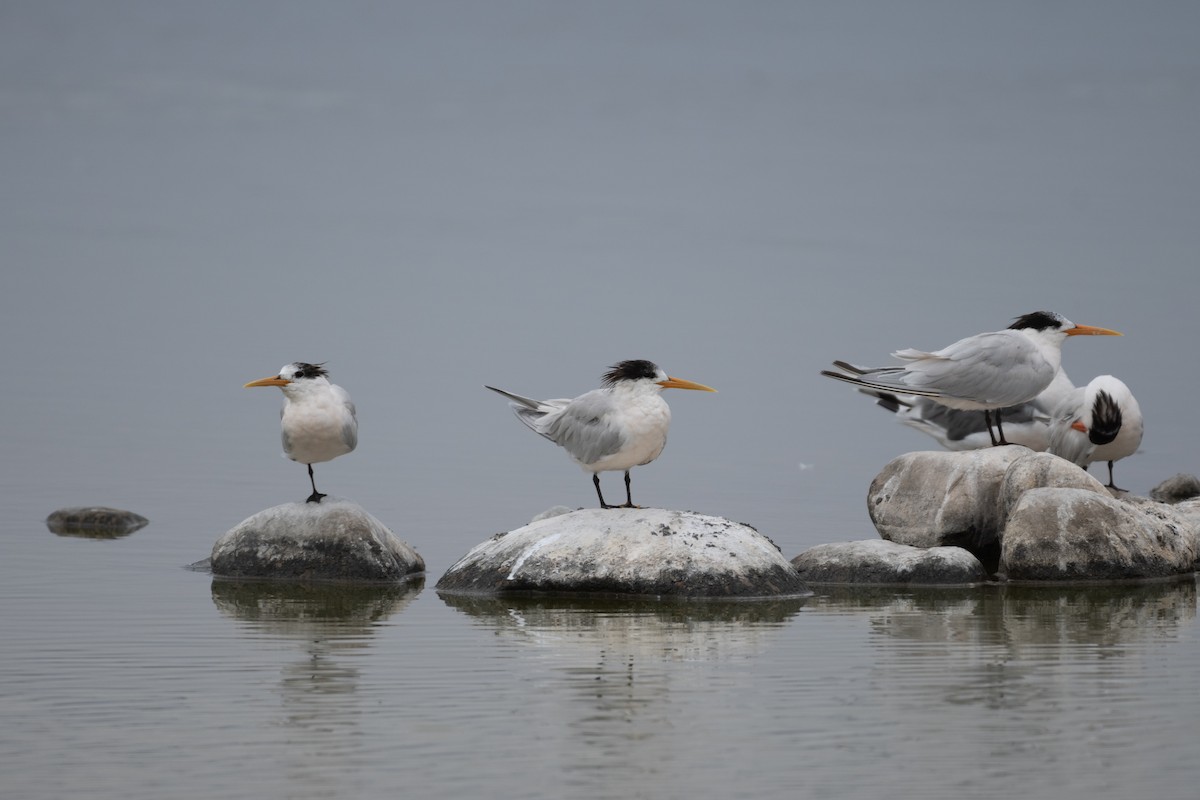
xmin=997 ymin=451 xmax=1110 ymax=520
xmin=791 ymin=540 xmax=987 ymax=585
xmin=868 ymin=447 xmax=1029 ymax=569
xmin=436 ymin=508 xmax=807 ymax=598
xmin=211 ymin=499 xmax=424 ymax=582
xmin=1000 ymin=488 xmax=1199 ymax=581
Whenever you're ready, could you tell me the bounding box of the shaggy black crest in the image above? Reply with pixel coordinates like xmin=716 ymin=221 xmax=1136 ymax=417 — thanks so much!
xmin=1088 ymin=390 xmax=1123 ymax=446
xmin=1008 ymin=311 xmax=1064 ymax=332
xmin=291 ymin=362 xmax=329 ymax=380
xmin=601 ymin=359 xmax=660 ymax=386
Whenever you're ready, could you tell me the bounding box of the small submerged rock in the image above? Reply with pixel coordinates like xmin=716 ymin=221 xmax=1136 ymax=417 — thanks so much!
xmin=46 ymin=506 xmax=148 ymax=538
xmin=1150 ymin=473 xmax=1200 ymax=504
xmin=436 ymin=507 xmax=808 ymax=598
xmin=791 ymin=540 xmax=986 ymax=586
xmin=211 ymin=499 xmax=424 ymax=582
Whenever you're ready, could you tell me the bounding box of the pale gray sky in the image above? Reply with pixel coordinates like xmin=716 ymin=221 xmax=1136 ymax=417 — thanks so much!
xmin=3 ymin=1 xmax=1198 ymax=559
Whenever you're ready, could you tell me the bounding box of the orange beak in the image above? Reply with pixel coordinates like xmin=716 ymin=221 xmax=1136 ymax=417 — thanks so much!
xmin=1066 ymin=324 xmax=1122 ymax=337
xmin=244 ymin=375 xmax=290 ymax=388
xmin=1071 ymin=420 xmax=1088 ymax=433
xmin=657 ymin=377 xmax=717 ymax=392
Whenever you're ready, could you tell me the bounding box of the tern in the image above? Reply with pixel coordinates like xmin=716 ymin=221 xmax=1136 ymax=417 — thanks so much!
xmin=821 ymin=311 xmax=1122 ymax=446
xmin=854 ymin=368 xmax=1077 ymax=451
xmin=1047 ymin=375 xmax=1143 ymax=491
xmin=486 ymin=359 xmax=716 ymax=509
xmin=245 ymin=362 xmax=358 ymax=503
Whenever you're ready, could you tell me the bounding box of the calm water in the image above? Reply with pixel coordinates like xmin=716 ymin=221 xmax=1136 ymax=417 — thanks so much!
xmin=4 ymin=3 xmax=1200 ymax=798
xmin=5 ymin=490 xmax=1200 ymax=799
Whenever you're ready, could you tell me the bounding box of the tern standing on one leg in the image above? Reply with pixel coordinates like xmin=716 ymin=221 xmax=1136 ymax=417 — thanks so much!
xmin=1048 ymin=375 xmax=1143 ymax=491
xmin=821 ymin=311 xmax=1121 ymax=446
xmin=245 ymin=362 xmax=358 ymax=503
xmin=486 ymin=359 xmax=716 ymax=509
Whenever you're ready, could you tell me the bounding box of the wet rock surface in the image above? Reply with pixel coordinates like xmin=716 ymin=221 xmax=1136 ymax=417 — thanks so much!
xmin=211 ymin=499 xmax=424 ymax=582
xmin=46 ymin=506 xmax=148 ymax=538
xmin=820 ymin=450 xmax=1200 ymax=586
xmin=436 ymin=508 xmax=808 ymax=598
xmin=867 ymin=447 xmax=1029 ymax=570
xmin=1000 ymin=488 xmax=1199 ymax=582
xmin=791 ymin=540 xmax=986 ymax=585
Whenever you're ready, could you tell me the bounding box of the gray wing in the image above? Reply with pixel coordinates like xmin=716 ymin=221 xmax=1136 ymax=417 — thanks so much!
xmin=893 ymin=331 xmax=1052 ymax=405
xmin=341 ymin=399 xmax=358 ymax=452
xmin=332 ymin=384 xmax=358 ymax=452
xmin=540 ymin=389 xmax=626 ymax=465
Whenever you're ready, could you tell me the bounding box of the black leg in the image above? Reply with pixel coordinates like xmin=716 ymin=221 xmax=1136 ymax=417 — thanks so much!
xmin=1106 ymin=460 xmax=1124 ymax=491
xmin=995 ymin=408 xmax=1010 ymax=445
xmin=306 ymin=463 xmax=326 ymax=504
xmin=984 ymin=410 xmax=999 ymax=446
xmin=622 ymin=470 xmax=635 ymax=508
xmin=593 ymin=473 xmax=611 ymax=508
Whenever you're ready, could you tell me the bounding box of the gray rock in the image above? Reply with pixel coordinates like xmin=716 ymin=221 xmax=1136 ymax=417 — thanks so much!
xmin=530 ymin=505 xmax=575 ymax=522
xmin=1149 ymin=473 xmax=1200 ymax=504
xmin=436 ymin=507 xmax=807 ymax=598
xmin=997 ymin=451 xmax=1110 ymax=521
xmin=46 ymin=506 xmax=148 ymax=538
xmin=868 ymin=447 xmax=1030 ymax=567
xmin=1000 ymin=488 xmax=1199 ymax=582
xmin=211 ymin=499 xmax=424 ymax=582
xmin=791 ymin=540 xmax=987 ymax=585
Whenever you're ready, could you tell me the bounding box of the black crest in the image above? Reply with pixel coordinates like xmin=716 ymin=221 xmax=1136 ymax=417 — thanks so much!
xmin=291 ymin=362 xmax=329 ymax=380
xmin=1088 ymin=390 xmax=1123 ymax=446
xmin=1008 ymin=311 xmax=1064 ymax=331
xmin=601 ymin=359 xmax=660 ymax=386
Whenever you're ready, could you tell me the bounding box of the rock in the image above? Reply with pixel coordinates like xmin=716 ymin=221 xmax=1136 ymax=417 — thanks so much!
xmin=1150 ymin=473 xmax=1200 ymax=504
xmin=530 ymin=505 xmax=575 ymax=522
xmin=1000 ymin=488 xmax=1199 ymax=582
xmin=46 ymin=506 xmax=148 ymax=538
xmin=791 ymin=540 xmax=987 ymax=585
xmin=997 ymin=451 xmax=1110 ymax=521
xmin=435 ymin=508 xmax=807 ymax=598
xmin=211 ymin=499 xmax=424 ymax=582
xmin=868 ymin=447 xmax=1030 ymax=569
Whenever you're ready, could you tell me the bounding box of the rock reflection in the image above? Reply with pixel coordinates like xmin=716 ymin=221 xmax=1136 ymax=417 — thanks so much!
xmin=210 ymin=577 xmax=423 ymax=635
xmin=440 ymin=594 xmax=806 ymax=662
xmin=440 ymin=593 xmax=808 ymax=785
xmin=806 ymin=581 xmax=1198 ymax=713
xmin=810 ymin=581 xmax=1197 ymax=650
xmin=210 ymin=579 xmax=423 ymax=799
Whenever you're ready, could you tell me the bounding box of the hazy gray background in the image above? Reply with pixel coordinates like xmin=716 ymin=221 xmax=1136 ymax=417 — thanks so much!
xmin=3 ymin=1 xmax=1198 ymax=562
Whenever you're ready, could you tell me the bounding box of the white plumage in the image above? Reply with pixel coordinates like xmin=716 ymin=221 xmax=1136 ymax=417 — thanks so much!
xmin=1048 ymin=375 xmax=1143 ymax=490
xmin=245 ymin=362 xmax=357 ymax=503
xmin=486 ymin=359 xmax=715 ymax=508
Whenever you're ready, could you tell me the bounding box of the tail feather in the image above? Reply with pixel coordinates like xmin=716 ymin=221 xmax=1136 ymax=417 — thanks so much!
xmin=820 ymin=369 xmax=945 ymax=400
xmin=484 ymin=385 xmax=545 ymax=411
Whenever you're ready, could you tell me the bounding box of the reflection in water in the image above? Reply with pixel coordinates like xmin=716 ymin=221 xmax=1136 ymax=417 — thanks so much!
xmin=440 ymin=594 xmax=807 ymax=795
xmin=440 ymin=594 xmax=807 ymax=663
xmin=211 ymin=579 xmax=423 ymax=799
xmin=807 ymin=581 xmax=1198 ymax=717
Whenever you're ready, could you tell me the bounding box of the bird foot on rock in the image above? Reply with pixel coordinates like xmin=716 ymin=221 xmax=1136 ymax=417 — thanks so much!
xmin=306 ymin=492 xmax=327 ymax=504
